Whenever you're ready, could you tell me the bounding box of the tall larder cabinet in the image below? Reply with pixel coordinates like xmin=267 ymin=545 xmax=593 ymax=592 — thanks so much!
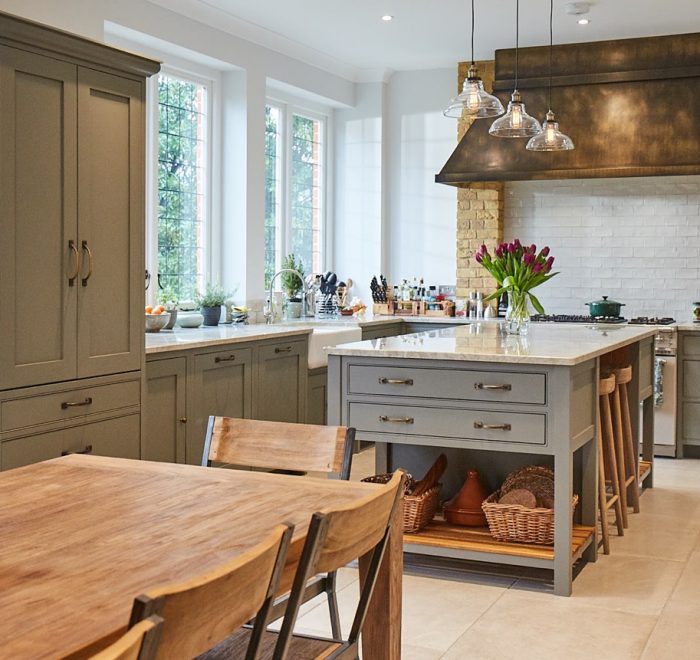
xmin=0 ymin=12 xmax=160 ymax=469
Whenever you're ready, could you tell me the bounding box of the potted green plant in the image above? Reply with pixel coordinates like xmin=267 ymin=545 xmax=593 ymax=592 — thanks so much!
xmin=158 ymin=287 xmax=179 ymax=330
xmin=280 ymin=254 xmax=305 ymax=319
xmin=195 ymin=283 xmax=228 ymax=326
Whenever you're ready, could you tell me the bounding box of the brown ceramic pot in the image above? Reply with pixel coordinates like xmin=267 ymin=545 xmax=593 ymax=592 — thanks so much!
xmin=443 ymin=468 xmax=490 ymax=527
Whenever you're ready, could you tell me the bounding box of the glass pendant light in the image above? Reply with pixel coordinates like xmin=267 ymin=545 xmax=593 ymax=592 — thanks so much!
xmin=489 ymin=0 xmax=542 ymax=138
xmin=443 ymin=0 xmax=504 ymax=119
xmin=526 ymin=0 xmax=575 ymax=151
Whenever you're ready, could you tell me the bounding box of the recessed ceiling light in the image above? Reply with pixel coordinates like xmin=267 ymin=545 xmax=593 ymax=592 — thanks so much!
xmin=578 ymin=18 xmax=590 ymax=25
xmin=381 ymin=15 xmax=394 ymax=22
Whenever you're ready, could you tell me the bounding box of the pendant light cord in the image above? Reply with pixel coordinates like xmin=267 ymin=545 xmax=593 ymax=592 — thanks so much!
xmin=470 ymin=0 xmax=475 ymax=66
xmin=548 ymin=0 xmax=553 ymax=111
xmin=514 ymin=0 xmax=519 ymax=90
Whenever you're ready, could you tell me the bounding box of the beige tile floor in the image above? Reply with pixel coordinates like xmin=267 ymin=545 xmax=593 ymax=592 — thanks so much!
xmin=293 ymin=449 xmax=700 ymax=660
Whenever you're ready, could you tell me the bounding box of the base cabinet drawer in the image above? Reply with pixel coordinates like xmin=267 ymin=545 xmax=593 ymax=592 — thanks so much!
xmin=348 ymin=402 xmax=546 ymax=445
xmin=1 ymin=379 xmax=140 ymax=432
xmin=348 ymin=365 xmax=546 ymax=405
xmin=1 ymin=413 xmax=140 ymax=470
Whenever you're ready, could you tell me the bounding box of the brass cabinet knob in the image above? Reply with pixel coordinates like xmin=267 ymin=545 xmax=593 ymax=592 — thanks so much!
xmin=179 ymin=417 xmax=188 ymax=424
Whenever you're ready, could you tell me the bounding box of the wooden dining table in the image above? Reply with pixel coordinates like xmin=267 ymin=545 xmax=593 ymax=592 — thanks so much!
xmin=0 ymin=455 xmax=402 ymax=659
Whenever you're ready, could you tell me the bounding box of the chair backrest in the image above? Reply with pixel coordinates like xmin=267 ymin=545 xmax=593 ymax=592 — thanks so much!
xmin=274 ymin=470 xmax=405 ymax=659
xmin=90 ymin=616 xmax=163 ymax=660
xmin=129 ymin=523 xmax=293 ymax=660
xmin=202 ymin=416 xmax=355 ymax=479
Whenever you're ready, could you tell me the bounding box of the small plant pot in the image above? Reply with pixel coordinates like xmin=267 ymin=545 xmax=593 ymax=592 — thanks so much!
xmin=201 ymin=305 xmax=222 ymax=326
xmin=286 ymin=300 xmax=302 ymax=319
xmin=164 ymin=308 xmax=178 ymax=330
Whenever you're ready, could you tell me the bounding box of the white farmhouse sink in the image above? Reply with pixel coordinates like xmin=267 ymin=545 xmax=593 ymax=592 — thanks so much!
xmin=308 ymin=326 xmax=362 ymax=368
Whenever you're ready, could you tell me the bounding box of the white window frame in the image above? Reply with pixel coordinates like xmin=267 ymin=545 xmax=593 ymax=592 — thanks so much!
xmin=265 ymin=96 xmax=330 ymax=280
xmin=146 ymin=63 xmax=221 ymax=304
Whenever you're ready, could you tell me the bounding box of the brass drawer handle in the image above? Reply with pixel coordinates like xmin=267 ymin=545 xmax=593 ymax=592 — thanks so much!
xmin=378 ymin=378 xmax=414 ymax=386
xmin=379 ymin=415 xmax=414 ymax=424
xmin=214 ymin=355 xmax=237 ymax=363
xmin=474 ymin=421 xmax=512 ymax=431
xmin=61 ymin=444 xmax=93 ymax=456
xmin=474 ymin=383 xmax=512 ymax=391
xmin=81 ymin=240 xmax=93 ymax=287
xmin=61 ymin=397 xmax=93 ymax=409
xmin=275 ymin=346 xmax=293 ymax=354
xmin=68 ymin=240 xmax=80 ymax=286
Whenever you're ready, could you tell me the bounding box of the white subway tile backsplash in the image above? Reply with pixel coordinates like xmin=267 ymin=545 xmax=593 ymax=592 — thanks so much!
xmin=504 ymin=175 xmax=700 ymax=320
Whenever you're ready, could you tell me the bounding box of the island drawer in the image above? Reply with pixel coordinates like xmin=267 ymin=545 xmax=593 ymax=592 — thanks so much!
xmin=347 ymin=402 xmax=546 ymax=445
xmin=347 ymin=365 xmax=546 ymax=405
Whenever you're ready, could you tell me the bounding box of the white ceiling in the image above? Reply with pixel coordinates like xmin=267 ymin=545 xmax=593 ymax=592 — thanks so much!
xmin=150 ymin=0 xmax=700 ymax=80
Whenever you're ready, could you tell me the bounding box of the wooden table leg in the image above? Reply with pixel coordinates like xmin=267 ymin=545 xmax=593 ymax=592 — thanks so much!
xmin=360 ymin=498 xmax=403 ymax=659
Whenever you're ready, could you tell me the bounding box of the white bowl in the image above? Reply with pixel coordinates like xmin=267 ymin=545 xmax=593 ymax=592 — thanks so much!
xmin=145 ymin=313 xmax=170 ymax=333
xmin=177 ymin=311 xmax=204 ymax=328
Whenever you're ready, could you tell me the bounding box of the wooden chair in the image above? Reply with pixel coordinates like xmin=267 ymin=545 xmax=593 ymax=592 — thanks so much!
xmin=199 ymin=470 xmax=406 ymax=660
xmin=611 ymin=366 xmax=641 ymax=516
xmin=129 ymin=523 xmax=293 ymax=660
xmin=90 ymin=616 xmax=163 ymax=660
xmin=597 ymin=373 xmax=625 ymax=554
xmin=202 ymin=416 xmax=355 ymax=479
xmin=202 ymin=416 xmax=356 ymax=638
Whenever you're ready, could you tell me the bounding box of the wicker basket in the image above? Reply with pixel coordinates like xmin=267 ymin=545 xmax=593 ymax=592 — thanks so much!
xmin=482 ymin=492 xmax=579 ymax=545
xmin=362 ymin=474 xmax=440 ymax=533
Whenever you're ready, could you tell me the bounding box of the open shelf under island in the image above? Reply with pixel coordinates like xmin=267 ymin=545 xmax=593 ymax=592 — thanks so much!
xmin=327 ymin=321 xmax=656 ymax=596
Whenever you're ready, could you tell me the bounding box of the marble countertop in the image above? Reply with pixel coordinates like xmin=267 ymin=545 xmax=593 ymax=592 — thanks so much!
xmin=326 ymin=322 xmax=657 ymax=366
xmin=145 ymin=324 xmax=312 ymax=354
xmin=675 ymin=321 xmax=700 ymax=330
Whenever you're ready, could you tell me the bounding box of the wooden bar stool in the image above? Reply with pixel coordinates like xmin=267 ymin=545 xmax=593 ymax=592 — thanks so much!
xmin=612 ymin=365 xmax=641 ymax=517
xmin=598 ymin=373 xmax=625 ymax=554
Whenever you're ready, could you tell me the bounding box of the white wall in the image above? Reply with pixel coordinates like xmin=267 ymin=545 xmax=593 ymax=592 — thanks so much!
xmin=386 ymin=69 xmax=457 ymax=289
xmin=333 ymin=83 xmax=386 ymax=305
xmin=504 ymin=176 xmax=700 ymax=320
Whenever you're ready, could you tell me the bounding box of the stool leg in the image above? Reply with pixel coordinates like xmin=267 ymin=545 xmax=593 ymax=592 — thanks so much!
xmin=597 ymin=417 xmax=611 ymax=555
xmin=604 ymin=393 xmax=628 ymax=529
xmin=620 ymin=384 xmax=641 ymax=514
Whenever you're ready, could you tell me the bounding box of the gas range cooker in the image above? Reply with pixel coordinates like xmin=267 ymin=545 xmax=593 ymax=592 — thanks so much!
xmin=530 ymin=314 xmax=676 ymax=326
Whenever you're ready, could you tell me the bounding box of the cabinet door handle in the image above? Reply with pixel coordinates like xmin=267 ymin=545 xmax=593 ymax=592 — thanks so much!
xmin=379 ymin=415 xmax=414 ymax=424
xmin=179 ymin=417 xmax=188 ymax=424
xmin=474 ymin=383 xmax=512 ymax=391
xmin=61 ymin=444 xmax=93 ymax=456
xmin=81 ymin=240 xmax=94 ymax=286
xmin=61 ymin=397 xmax=93 ymax=410
xmin=275 ymin=346 xmax=292 ymax=354
xmin=68 ymin=240 xmax=80 ymax=286
xmin=474 ymin=421 xmax=512 ymax=431
xmin=378 ymin=378 xmax=414 ymax=386
xmin=214 ymin=355 xmax=236 ymax=363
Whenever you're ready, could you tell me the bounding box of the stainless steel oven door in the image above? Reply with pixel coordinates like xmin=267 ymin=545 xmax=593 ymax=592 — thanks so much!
xmin=653 ymin=355 xmax=677 ymax=456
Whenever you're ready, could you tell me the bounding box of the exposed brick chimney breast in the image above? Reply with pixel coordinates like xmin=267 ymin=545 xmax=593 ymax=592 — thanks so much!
xmin=455 ymin=61 xmax=504 ymax=301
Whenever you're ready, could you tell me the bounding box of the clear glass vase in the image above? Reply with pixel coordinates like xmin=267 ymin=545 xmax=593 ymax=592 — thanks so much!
xmin=505 ymin=290 xmax=530 ymax=335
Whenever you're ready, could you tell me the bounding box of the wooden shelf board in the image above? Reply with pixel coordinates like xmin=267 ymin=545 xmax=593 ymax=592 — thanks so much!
xmin=639 ymin=459 xmax=652 ymax=483
xmin=404 ymin=518 xmax=595 ymax=562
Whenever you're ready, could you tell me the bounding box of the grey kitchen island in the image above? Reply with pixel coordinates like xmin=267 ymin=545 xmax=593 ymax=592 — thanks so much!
xmin=328 ymin=322 xmax=656 ymax=595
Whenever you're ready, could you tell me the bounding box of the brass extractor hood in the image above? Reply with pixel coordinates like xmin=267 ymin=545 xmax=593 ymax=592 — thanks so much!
xmin=436 ymin=33 xmax=700 ymax=184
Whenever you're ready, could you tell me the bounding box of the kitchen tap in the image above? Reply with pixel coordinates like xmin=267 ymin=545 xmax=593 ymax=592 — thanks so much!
xmin=265 ymin=268 xmax=310 ymax=324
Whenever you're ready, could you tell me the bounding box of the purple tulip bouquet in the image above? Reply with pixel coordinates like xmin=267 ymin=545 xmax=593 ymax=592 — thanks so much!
xmin=475 ymin=240 xmax=558 ymax=333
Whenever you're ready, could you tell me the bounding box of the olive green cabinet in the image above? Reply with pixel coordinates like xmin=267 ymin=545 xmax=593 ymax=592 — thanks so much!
xmin=144 ymin=337 xmax=308 ymax=466
xmin=0 ymin=44 xmax=149 ymax=390
xmin=0 ymin=14 xmax=158 ymax=470
xmin=255 ymin=340 xmax=307 ymax=423
xmin=188 ymin=347 xmax=254 ymax=464
xmin=678 ymin=331 xmax=700 ymax=456
xmin=1 ymin=411 xmax=140 ymax=471
xmin=143 ymin=358 xmax=187 ymax=463
xmin=307 ymin=367 xmax=328 ymax=426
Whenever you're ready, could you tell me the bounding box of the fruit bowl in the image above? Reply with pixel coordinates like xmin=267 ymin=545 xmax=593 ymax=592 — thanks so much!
xmin=145 ymin=313 xmax=170 ymax=333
